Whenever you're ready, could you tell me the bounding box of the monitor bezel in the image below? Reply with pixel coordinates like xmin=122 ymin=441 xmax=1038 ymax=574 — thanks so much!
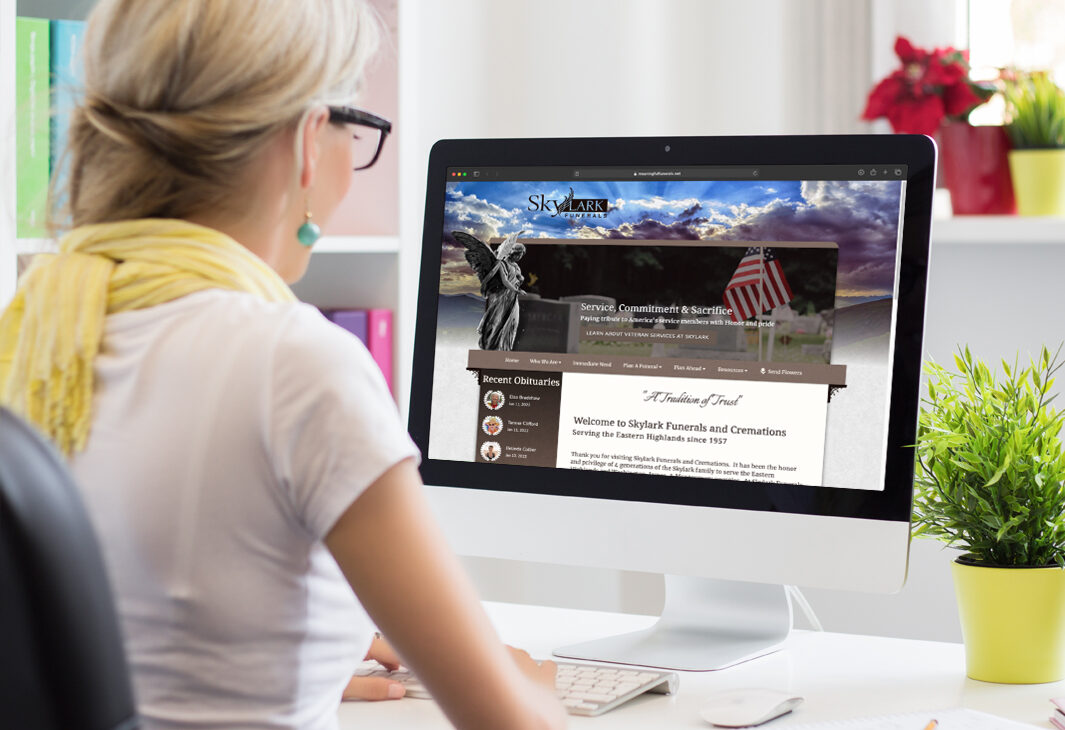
xmin=408 ymin=134 xmax=935 ymax=523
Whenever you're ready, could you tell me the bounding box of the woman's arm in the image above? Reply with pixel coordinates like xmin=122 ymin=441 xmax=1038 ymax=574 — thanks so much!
xmin=325 ymin=459 xmax=567 ymax=730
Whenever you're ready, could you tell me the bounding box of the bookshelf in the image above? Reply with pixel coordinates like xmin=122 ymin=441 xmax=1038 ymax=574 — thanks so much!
xmin=3 ymin=0 xmax=417 ymax=408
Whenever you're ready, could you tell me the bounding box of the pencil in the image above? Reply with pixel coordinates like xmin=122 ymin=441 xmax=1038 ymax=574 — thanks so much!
xmin=921 ymin=721 xmax=938 ymax=730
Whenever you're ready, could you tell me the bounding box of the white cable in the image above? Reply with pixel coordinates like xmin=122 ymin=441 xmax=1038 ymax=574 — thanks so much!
xmin=786 ymin=585 xmax=824 ymax=632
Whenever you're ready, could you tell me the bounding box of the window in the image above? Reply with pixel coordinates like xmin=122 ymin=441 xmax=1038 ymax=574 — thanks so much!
xmin=968 ymin=0 xmax=1065 ymax=124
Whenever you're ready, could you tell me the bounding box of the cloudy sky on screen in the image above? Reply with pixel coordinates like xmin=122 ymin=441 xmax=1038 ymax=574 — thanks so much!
xmin=440 ymin=179 xmax=903 ymax=301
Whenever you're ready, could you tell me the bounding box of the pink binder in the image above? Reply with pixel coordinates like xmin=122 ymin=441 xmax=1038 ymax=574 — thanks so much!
xmin=366 ymin=309 xmax=393 ymax=393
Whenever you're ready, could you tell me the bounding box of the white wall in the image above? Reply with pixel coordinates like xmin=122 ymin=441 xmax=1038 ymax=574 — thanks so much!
xmin=400 ymin=0 xmax=982 ymax=643
xmin=405 ymin=0 xmax=863 ymax=142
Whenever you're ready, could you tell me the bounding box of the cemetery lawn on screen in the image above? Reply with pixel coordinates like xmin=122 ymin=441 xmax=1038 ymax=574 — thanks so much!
xmin=755 ymin=332 xmax=829 ymax=363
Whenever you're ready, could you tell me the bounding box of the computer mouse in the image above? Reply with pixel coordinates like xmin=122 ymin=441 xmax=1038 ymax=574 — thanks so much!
xmin=699 ymin=687 xmax=804 ymax=727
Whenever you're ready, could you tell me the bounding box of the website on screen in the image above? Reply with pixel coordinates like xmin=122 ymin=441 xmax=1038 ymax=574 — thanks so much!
xmin=427 ymin=168 xmax=906 ymax=491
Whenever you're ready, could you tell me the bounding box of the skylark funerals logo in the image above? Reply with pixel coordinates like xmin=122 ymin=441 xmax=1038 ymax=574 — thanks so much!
xmin=528 ymin=187 xmax=609 ymax=219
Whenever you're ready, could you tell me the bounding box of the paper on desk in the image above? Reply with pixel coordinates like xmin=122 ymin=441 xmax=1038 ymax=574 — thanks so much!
xmin=785 ymin=708 xmax=1040 ymax=729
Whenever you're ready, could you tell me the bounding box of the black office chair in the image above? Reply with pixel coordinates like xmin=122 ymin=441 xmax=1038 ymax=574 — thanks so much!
xmin=0 ymin=407 xmax=139 ymax=730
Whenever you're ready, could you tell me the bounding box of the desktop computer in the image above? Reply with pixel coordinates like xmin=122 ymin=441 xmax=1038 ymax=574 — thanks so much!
xmin=407 ymin=135 xmax=936 ymax=671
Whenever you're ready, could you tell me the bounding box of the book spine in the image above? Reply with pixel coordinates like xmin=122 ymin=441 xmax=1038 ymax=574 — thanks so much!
xmin=366 ymin=309 xmax=393 ymax=393
xmin=16 ymin=17 xmax=50 ymax=238
xmin=50 ymin=20 xmax=86 ymax=189
xmin=331 ymin=309 xmax=369 ymax=347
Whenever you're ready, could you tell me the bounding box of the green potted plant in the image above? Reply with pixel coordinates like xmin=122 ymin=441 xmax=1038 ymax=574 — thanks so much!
xmin=914 ymin=346 xmax=1065 ymax=683
xmin=1004 ymin=71 xmax=1065 ymax=215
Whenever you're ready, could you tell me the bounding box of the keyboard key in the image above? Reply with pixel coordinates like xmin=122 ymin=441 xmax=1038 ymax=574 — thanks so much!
xmin=571 ymin=691 xmax=615 ymax=703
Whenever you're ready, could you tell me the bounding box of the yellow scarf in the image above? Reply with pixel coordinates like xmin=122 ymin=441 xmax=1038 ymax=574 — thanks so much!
xmin=0 ymin=218 xmax=296 ymax=454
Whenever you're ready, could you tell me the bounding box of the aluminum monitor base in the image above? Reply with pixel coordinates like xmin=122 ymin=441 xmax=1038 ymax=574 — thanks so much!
xmin=552 ymin=575 xmax=792 ymax=672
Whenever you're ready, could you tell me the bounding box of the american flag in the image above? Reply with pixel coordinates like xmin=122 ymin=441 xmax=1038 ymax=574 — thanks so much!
xmin=724 ymin=246 xmax=793 ymax=323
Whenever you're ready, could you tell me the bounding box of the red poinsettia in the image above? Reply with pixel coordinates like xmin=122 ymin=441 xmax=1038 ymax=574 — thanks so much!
xmin=862 ymin=36 xmax=994 ymax=136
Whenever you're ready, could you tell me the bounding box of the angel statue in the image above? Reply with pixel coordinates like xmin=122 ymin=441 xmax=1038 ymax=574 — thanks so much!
xmin=453 ymin=230 xmax=527 ymax=351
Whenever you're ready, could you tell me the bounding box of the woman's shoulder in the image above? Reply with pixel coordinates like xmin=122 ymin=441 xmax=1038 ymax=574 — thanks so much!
xmin=114 ymin=289 xmax=373 ymax=376
xmin=106 ymin=289 xmax=314 ymax=332
xmin=202 ymin=291 xmax=377 ymax=376
xmin=182 ymin=288 xmax=321 ymax=323
xmin=153 ymin=289 xmax=339 ymax=339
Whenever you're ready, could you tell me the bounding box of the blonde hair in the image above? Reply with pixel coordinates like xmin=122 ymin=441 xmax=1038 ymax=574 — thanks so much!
xmin=54 ymin=0 xmax=379 ymax=230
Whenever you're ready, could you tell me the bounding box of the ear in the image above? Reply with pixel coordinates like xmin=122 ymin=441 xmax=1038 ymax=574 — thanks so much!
xmin=299 ymin=106 xmax=332 ymax=190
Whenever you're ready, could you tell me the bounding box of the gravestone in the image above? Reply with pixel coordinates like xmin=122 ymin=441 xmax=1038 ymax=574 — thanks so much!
xmin=512 ymin=296 xmax=577 ymax=353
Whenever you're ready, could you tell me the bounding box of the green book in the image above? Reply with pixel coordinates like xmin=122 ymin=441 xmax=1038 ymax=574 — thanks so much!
xmin=16 ymin=17 xmax=51 ymax=238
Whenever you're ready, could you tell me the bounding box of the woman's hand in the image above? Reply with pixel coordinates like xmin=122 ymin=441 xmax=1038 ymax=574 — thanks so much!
xmin=507 ymin=647 xmax=557 ymax=691
xmin=341 ymin=635 xmax=406 ymax=701
xmin=367 ymin=634 xmax=402 ymax=670
xmin=341 ymin=641 xmax=554 ymax=703
xmin=342 ymin=675 xmax=405 ymax=701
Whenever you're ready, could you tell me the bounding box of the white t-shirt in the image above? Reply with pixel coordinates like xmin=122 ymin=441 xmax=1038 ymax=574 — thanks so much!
xmin=69 ymin=289 xmax=420 ymax=730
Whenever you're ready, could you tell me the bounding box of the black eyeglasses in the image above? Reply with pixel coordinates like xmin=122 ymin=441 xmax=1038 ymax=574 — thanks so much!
xmin=328 ymin=106 xmax=392 ymax=171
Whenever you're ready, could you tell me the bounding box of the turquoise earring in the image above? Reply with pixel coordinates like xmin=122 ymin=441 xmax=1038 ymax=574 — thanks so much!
xmin=297 ymin=209 xmax=321 ymax=247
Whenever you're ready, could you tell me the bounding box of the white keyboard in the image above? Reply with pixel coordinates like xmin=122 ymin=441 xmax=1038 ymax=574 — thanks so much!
xmin=354 ymin=660 xmax=677 ymax=716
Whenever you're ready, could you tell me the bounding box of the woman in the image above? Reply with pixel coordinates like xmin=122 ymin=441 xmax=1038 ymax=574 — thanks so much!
xmin=0 ymin=1 xmax=565 ymax=729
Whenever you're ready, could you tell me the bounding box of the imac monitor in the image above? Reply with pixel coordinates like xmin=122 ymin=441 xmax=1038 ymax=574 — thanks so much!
xmin=408 ymin=135 xmax=935 ymax=671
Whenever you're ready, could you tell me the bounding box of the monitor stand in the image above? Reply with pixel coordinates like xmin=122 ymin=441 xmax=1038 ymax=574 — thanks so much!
xmin=552 ymin=575 xmax=792 ymax=672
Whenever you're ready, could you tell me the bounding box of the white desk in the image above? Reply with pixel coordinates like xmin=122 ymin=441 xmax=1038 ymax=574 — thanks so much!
xmin=338 ymin=601 xmax=1062 ymax=728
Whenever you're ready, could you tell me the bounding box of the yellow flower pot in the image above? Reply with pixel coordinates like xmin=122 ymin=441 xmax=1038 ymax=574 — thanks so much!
xmin=1008 ymin=149 xmax=1065 ymax=216
xmin=952 ymin=558 xmax=1065 ymax=683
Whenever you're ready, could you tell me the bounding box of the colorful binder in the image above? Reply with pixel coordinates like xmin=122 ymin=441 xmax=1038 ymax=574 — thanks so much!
xmin=50 ymin=19 xmax=86 ymax=193
xmin=16 ymin=17 xmax=50 ymax=237
xmin=366 ymin=309 xmax=393 ymax=393
xmin=330 ymin=310 xmax=369 ymax=346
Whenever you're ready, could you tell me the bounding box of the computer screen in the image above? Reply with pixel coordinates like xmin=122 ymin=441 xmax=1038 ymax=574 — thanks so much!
xmin=408 ymin=136 xmax=935 ymax=670
xmin=418 ymin=159 xmax=922 ymax=505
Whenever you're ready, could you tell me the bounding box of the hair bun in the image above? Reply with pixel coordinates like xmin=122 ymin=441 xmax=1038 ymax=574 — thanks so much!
xmin=82 ymin=95 xmax=205 ymax=177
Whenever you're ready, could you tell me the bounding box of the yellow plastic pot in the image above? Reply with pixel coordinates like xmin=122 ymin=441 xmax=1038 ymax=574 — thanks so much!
xmin=1008 ymin=149 xmax=1065 ymax=216
xmin=952 ymin=557 xmax=1065 ymax=683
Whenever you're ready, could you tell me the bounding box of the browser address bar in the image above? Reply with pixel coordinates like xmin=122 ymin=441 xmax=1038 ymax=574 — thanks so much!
xmin=572 ymin=167 xmax=761 ymax=179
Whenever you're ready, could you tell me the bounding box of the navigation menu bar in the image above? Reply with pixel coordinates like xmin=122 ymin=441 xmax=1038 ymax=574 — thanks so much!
xmin=467 ymin=351 xmax=847 ymax=386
